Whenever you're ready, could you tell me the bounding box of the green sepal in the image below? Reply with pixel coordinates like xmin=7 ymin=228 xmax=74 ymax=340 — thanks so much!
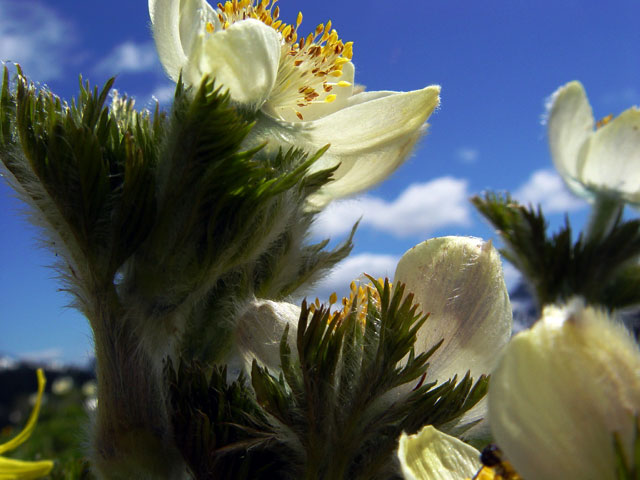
xmin=251 ymin=279 xmax=489 ymax=479
xmin=166 ymin=359 xmax=286 ymax=480
xmin=472 ymin=192 xmax=640 ymax=310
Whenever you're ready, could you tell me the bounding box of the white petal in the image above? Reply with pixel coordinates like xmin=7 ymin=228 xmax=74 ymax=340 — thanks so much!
xmin=149 ymin=0 xmax=198 ymax=80
xmin=306 ymin=85 xmax=440 ymax=207
xmin=489 ymin=301 xmax=640 ymax=480
xmin=184 ymin=19 xmax=281 ymax=108
xmin=228 ymin=298 xmax=299 ymax=377
xmin=578 ymin=107 xmax=640 ymax=204
xmin=547 ymin=81 xmax=595 ymax=197
xmin=397 ymin=426 xmax=482 ymax=480
xmin=394 ymin=237 xmax=512 ymax=385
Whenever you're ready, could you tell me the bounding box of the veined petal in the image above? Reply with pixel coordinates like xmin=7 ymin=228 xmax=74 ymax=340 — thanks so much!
xmin=579 ymin=107 xmax=640 ymax=204
xmin=397 ymin=425 xmax=482 ymax=480
xmin=547 ymin=81 xmax=595 ymax=196
xmin=149 ymin=0 xmax=202 ymax=80
xmin=0 ymin=457 xmax=54 ymax=480
xmin=305 ymin=85 xmax=440 ymax=207
xmin=393 ymin=237 xmax=512 ymax=386
xmin=229 ymin=298 xmax=300 ymax=376
xmin=489 ymin=301 xmax=640 ymax=480
xmin=184 ymin=18 xmax=281 ymax=108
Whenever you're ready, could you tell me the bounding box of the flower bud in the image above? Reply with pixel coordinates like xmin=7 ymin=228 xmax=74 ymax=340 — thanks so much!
xmin=489 ymin=299 xmax=640 ymax=480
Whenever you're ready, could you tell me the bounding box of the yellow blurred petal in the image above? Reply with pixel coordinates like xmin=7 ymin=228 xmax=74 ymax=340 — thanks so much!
xmin=0 ymin=457 xmax=54 ymax=479
xmin=0 ymin=370 xmax=45 ymax=455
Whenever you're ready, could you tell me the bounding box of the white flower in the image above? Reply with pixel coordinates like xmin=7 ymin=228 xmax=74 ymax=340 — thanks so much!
xmin=229 ymin=237 xmax=513 ymax=419
xmin=149 ymin=0 xmax=440 ymax=207
xmin=397 ymin=425 xmax=482 ymax=480
xmin=489 ymin=299 xmax=640 ymax=480
xmin=547 ymin=81 xmax=640 ymax=204
xmin=227 ymin=297 xmax=300 ymax=376
xmin=393 ymin=236 xmax=513 ymax=437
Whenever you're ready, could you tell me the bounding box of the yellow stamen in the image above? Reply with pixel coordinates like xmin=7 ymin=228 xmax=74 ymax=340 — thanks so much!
xmin=206 ymin=21 xmax=215 ymax=33
xmin=325 ymin=94 xmax=337 ymax=103
xmin=596 ymin=113 xmax=613 ymax=129
xmin=336 ymin=81 xmax=352 ymax=87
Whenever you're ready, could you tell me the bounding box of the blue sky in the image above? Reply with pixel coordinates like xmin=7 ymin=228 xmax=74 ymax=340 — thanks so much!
xmin=1 ymin=0 xmax=639 ymax=365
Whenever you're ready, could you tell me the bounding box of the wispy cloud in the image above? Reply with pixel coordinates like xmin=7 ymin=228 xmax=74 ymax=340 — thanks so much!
xmin=513 ymin=169 xmax=587 ymax=213
xmin=94 ymin=41 xmax=160 ymax=75
xmin=313 ymin=177 xmax=472 ymax=238
xmin=305 ymin=253 xmax=400 ymax=301
xmin=0 ymin=0 xmax=75 ymax=81
xmin=455 ymin=147 xmax=479 ymax=164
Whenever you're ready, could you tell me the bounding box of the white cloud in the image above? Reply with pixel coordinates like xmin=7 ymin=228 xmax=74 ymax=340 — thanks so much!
xmin=313 ymin=177 xmax=472 ymax=238
xmin=94 ymin=41 xmax=160 ymax=75
xmin=513 ymin=169 xmax=587 ymax=213
xmin=308 ymin=253 xmax=400 ymax=301
xmin=151 ymin=83 xmax=176 ymax=104
xmin=0 ymin=1 xmax=74 ymax=81
xmin=501 ymin=261 xmax=522 ymax=292
xmin=455 ymin=147 xmax=479 ymax=164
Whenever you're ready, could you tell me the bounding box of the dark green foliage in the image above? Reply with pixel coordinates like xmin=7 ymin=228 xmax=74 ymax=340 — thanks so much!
xmin=251 ymin=278 xmax=488 ymax=480
xmin=166 ymin=360 xmax=287 ymax=480
xmin=472 ymin=192 xmax=640 ymax=310
xmin=613 ymin=417 xmax=640 ymax=480
xmin=1 ymin=66 xmax=160 ymax=287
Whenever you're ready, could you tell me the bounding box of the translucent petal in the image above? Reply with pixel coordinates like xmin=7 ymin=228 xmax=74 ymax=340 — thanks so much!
xmin=489 ymin=301 xmax=640 ymax=480
xmin=547 ymin=81 xmax=595 ymax=197
xmin=393 ymin=237 xmax=512 ymax=385
xmin=579 ymin=108 xmax=640 ymax=204
xmin=149 ymin=0 xmax=196 ymax=80
xmin=305 ymin=85 xmax=440 ymax=207
xmin=397 ymin=425 xmax=482 ymax=480
xmin=183 ymin=19 xmax=281 ymax=108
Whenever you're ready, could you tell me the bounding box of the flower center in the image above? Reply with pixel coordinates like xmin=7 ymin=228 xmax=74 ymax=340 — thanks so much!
xmin=206 ymin=1 xmax=354 ymax=120
xmin=311 ymin=279 xmax=386 ymax=326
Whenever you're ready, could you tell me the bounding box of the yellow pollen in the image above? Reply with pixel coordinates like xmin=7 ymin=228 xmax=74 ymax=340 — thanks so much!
xmin=329 ymin=292 xmax=338 ymax=304
xmin=212 ymin=2 xmax=353 ymax=120
xmin=596 ymin=113 xmax=613 ymax=129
